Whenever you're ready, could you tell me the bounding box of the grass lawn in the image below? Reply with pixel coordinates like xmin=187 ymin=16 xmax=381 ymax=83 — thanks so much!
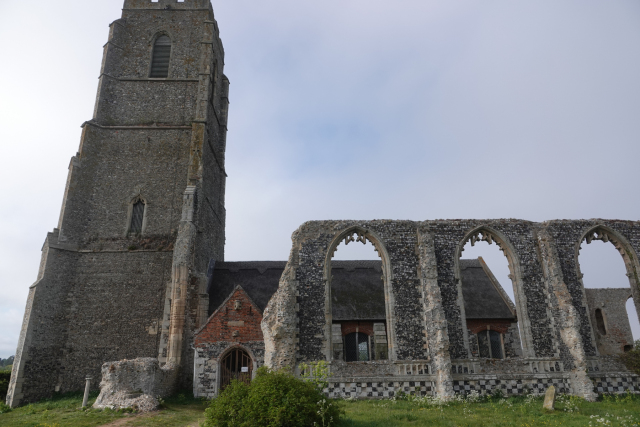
xmin=337 ymin=393 xmax=640 ymax=427
xmin=1 ymin=392 xmax=639 ymax=426
xmin=0 ymin=392 xmax=206 ymax=427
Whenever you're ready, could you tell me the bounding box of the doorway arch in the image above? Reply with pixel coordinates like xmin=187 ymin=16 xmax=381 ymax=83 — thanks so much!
xmin=219 ymin=347 xmax=254 ymax=391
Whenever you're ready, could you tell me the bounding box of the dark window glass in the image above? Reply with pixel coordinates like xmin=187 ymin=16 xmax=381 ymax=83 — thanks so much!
xmin=477 ymin=330 xmax=504 ymax=359
xmin=345 ymin=332 xmax=369 ymax=362
xmin=130 ymin=200 xmax=145 ymax=235
xmin=477 ymin=331 xmax=491 ymax=358
xmin=150 ymin=35 xmax=171 ymax=78
xmin=595 ymin=309 xmax=607 ymax=335
xmin=489 ymin=330 xmax=503 ymax=359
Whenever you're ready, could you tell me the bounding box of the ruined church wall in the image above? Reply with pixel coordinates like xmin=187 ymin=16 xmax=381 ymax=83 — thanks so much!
xmin=585 ymin=288 xmax=634 ymax=355
xmin=544 ymin=220 xmax=640 ymax=357
xmin=427 ymin=220 xmax=555 ymax=358
xmin=263 ymin=218 xmax=640 ymax=399
xmin=293 ymin=220 xmax=427 ymax=363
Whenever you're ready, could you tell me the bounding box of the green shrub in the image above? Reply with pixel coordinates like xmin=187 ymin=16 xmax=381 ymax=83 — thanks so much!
xmin=620 ymin=339 xmax=640 ymax=376
xmin=0 ymin=371 xmax=11 ymax=401
xmin=203 ymin=367 xmax=342 ymax=427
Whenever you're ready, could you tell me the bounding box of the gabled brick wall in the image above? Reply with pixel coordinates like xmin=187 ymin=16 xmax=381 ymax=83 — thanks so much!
xmin=195 ymin=287 xmax=264 ymax=345
xmin=193 ymin=286 xmax=265 ymax=398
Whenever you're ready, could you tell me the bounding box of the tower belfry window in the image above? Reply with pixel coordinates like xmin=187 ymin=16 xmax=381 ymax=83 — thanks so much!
xmin=129 ymin=200 xmax=145 ymax=235
xmin=150 ymin=36 xmax=171 ymax=78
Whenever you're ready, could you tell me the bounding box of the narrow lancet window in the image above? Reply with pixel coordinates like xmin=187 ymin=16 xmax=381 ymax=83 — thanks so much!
xmin=150 ymin=35 xmax=171 ymax=78
xmin=129 ymin=200 xmax=145 ymax=235
xmin=595 ymin=309 xmax=607 ymax=335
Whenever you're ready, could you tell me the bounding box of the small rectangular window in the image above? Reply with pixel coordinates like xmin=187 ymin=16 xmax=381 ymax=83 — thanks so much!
xmin=477 ymin=330 xmax=504 ymax=359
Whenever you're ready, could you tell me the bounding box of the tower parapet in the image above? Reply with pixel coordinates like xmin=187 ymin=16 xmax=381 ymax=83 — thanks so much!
xmin=124 ymin=0 xmax=211 ymax=10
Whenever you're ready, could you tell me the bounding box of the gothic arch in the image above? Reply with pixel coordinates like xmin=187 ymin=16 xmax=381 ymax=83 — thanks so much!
xmin=217 ymin=344 xmax=258 ymax=393
xmin=148 ymin=31 xmax=174 ymax=78
xmin=124 ymin=193 xmax=148 ymax=236
xmin=575 ymin=225 xmax=640 ymax=349
xmin=323 ymin=226 xmax=398 ymax=361
xmin=454 ymin=226 xmax=535 ymax=358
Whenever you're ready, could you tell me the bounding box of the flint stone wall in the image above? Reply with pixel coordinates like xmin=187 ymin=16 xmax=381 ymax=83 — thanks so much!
xmin=193 ymin=342 xmax=264 ymax=399
xmin=7 ymin=0 xmax=228 ymax=407
xmin=262 ymin=219 xmax=640 ymax=399
xmin=585 ymin=288 xmax=634 ymax=355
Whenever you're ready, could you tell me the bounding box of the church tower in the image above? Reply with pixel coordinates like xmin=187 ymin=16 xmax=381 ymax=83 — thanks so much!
xmin=7 ymin=0 xmax=228 ymax=406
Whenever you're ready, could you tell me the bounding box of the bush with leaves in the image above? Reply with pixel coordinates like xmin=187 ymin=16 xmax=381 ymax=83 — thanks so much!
xmin=203 ymin=367 xmax=342 ymax=427
xmin=0 ymin=371 xmax=10 ymax=401
xmin=619 ymin=339 xmax=640 ymax=376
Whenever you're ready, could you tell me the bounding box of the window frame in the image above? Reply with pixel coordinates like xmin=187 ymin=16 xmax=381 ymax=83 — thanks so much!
xmin=148 ymin=33 xmax=173 ymax=79
xmin=125 ymin=196 xmax=148 ymax=237
xmin=476 ymin=329 xmax=505 ymax=359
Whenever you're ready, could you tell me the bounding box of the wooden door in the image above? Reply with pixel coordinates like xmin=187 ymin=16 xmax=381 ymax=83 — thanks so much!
xmin=220 ymin=348 xmax=253 ymax=391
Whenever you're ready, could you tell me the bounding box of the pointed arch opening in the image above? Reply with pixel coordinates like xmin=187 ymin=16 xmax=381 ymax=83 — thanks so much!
xmin=576 ymin=226 xmax=640 ymax=355
xmin=324 ymin=227 xmax=397 ymax=362
xmin=126 ymin=196 xmax=147 ymax=236
xmin=455 ymin=227 xmax=534 ymax=359
xmin=150 ymin=35 xmax=171 ymax=78
xmin=218 ymin=346 xmax=254 ymax=392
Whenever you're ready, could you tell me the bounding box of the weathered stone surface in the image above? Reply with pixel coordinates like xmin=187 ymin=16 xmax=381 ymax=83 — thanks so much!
xmin=7 ymin=0 xmax=640 ymax=408
xmin=543 ymin=385 xmax=556 ymax=410
xmin=93 ymin=358 xmax=177 ymax=412
xmin=7 ymin=0 xmax=228 ymax=407
xmin=262 ymin=219 xmax=640 ymax=400
xmin=585 ymin=288 xmax=634 ymax=355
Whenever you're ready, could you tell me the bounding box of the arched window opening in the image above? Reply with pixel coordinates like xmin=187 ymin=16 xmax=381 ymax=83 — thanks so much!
xmin=150 ymin=35 xmax=171 ymax=78
xmin=345 ymin=332 xmax=370 ymax=362
xmin=220 ymin=348 xmax=252 ymax=391
xmin=477 ymin=330 xmax=504 ymax=359
xmin=329 ymin=230 xmax=389 ymax=362
xmin=459 ymin=231 xmax=524 ymax=359
xmin=578 ymin=231 xmax=640 ymax=355
xmin=129 ymin=199 xmax=145 ymax=235
xmin=595 ymin=309 xmax=607 ymax=335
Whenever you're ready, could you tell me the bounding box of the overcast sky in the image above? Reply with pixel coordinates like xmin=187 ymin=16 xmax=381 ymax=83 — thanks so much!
xmin=1 ymin=0 xmax=639 ymax=358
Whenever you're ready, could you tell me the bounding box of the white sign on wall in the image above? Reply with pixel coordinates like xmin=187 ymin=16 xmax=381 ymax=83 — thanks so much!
xmin=241 ymin=367 xmax=249 ymax=373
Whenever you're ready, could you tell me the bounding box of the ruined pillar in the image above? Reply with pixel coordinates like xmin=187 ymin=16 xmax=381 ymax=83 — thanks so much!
xmin=537 ymin=228 xmax=597 ymax=401
xmin=262 ymin=256 xmax=299 ymax=371
xmin=416 ymin=228 xmax=454 ymax=399
xmin=166 ymin=186 xmax=197 ymax=366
